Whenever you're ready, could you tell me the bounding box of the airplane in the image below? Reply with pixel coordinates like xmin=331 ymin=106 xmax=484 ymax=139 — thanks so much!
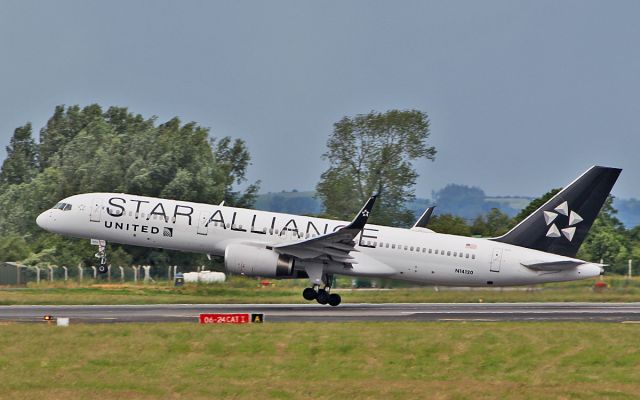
xmin=36 ymin=165 xmax=620 ymax=306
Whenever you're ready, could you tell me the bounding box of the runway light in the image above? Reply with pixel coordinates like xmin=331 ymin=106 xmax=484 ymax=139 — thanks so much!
xmin=43 ymin=315 xmax=54 ymax=321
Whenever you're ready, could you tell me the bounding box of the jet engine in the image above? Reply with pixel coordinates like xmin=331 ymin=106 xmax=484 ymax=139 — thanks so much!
xmin=224 ymin=244 xmax=295 ymax=278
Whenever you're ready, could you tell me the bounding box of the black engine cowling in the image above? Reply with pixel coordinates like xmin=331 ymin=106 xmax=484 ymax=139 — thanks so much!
xmin=224 ymin=244 xmax=295 ymax=278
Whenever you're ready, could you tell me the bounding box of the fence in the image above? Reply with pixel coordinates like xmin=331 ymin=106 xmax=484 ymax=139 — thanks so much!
xmin=0 ymin=263 xmax=216 ymax=285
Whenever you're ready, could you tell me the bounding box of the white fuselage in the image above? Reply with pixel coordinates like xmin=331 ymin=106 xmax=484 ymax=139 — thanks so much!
xmin=36 ymin=193 xmax=602 ymax=286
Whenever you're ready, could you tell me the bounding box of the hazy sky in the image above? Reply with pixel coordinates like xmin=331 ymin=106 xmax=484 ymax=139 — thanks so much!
xmin=1 ymin=1 xmax=638 ymax=199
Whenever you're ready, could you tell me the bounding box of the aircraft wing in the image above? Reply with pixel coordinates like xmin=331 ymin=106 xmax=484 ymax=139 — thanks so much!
xmin=271 ymin=195 xmax=378 ymax=264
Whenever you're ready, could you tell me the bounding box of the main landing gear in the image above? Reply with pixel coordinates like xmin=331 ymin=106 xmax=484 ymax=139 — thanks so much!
xmin=95 ymin=241 xmax=108 ymax=274
xmin=302 ymin=274 xmax=341 ymax=306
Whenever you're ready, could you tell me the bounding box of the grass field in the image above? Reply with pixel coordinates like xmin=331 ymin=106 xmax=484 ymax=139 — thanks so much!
xmin=1 ymin=275 xmax=640 ymax=305
xmin=0 ymin=321 xmax=638 ymax=399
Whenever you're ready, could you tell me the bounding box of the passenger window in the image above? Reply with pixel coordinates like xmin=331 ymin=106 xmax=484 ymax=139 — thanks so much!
xmin=453 ymin=252 xmax=457 ymax=257
xmin=459 ymin=253 xmax=463 ymax=258
xmin=404 ymin=245 xmax=408 ymax=251
xmin=472 ymin=254 xmax=476 ymax=260
xmin=422 ymin=248 xmax=426 ymax=253
xmin=429 ymin=249 xmax=432 ymax=254
xmin=447 ymin=251 xmax=451 ymax=256
xmin=410 ymin=246 xmax=414 ymax=251
xmin=392 ymin=244 xmax=396 ymax=249
xmin=434 ymin=250 xmax=439 ymax=255
xmin=465 ymin=254 xmax=469 ymax=258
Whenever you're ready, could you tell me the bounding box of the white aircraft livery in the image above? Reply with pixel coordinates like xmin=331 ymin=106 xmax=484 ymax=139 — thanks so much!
xmin=37 ymin=166 xmax=621 ymax=306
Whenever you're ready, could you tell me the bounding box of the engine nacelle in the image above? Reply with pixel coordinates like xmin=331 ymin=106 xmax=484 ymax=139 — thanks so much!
xmin=224 ymin=244 xmax=295 ymax=278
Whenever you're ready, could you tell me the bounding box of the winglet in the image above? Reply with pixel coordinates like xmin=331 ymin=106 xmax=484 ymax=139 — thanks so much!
xmin=348 ymin=195 xmax=378 ymax=231
xmin=412 ymin=206 xmax=436 ymax=228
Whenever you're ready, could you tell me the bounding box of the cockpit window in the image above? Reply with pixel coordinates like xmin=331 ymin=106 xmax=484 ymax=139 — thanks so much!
xmin=52 ymin=202 xmax=72 ymax=211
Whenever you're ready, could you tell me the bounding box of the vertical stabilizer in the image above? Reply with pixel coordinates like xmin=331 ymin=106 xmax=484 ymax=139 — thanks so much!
xmin=491 ymin=166 xmax=621 ymax=257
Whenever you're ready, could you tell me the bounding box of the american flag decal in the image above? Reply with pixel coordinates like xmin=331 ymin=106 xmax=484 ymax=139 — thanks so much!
xmin=465 ymin=243 xmax=477 ymax=249
xmin=163 ymin=227 xmax=173 ymax=237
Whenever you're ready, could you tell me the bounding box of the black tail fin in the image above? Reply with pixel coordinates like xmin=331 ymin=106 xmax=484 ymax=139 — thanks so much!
xmin=492 ymin=166 xmax=621 ymax=257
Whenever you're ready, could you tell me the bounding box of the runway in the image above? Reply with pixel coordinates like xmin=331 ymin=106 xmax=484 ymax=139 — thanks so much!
xmin=1 ymin=303 xmax=640 ymax=323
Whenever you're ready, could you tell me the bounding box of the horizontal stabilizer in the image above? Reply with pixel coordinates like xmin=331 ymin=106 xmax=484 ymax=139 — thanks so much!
xmin=521 ymin=259 xmax=585 ymax=271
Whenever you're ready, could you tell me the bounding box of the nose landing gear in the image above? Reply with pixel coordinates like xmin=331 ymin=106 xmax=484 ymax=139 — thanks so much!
xmin=95 ymin=241 xmax=108 ymax=274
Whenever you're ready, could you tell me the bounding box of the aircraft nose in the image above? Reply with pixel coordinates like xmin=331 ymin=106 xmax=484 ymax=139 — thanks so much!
xmin=36 ymin=211 xmax=50 ymax=230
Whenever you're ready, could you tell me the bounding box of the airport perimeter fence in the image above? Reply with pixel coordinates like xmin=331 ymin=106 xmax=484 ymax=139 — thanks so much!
xmin=1 ymin=260 xmax=639 ymax=287
xmin=0 ymin=262 xmax=218 ymax=285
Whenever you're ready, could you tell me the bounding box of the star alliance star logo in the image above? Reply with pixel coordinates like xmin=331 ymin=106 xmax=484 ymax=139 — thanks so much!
xmin=362 ymin=210 xmax=370 ymax=217
xmin=544 ymin=201 xmax=583 ymax=241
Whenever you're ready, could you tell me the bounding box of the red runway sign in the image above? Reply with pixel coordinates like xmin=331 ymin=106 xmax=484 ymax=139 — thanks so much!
xmin=199 ymin=313 xmax=264 ymax=324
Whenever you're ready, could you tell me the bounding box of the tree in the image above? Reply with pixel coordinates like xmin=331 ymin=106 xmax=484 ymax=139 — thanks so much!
xmin=0 ymin=123 xmax=38 ymax=185
xmin=577 ymin=196 xmax=630 ymax=273
xmin=213 ymin=137 xmax=260 ymax=208
xmin=0 ymin=104 xmax=260 ymax=269
xmin=316 ymin=110 xmax=436 ymax=226
xmin=0 ymin=235 xmax=31 ymax=262
xmin=512 ymin=188 xmax=561 ymax=225
xmin=428 ymin=214 xmax=471 ymax=236
xmin=432 ymin=184 xmax=487 ymax=220
xmin=471 ymin=208 xmax=512 ymax=237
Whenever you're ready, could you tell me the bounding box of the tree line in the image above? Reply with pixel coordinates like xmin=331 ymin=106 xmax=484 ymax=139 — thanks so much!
xmin=314 ymin=110 xmax=639 ymax=275
xmin=0 ymin=105 xmax=258 ymax=268
xmin=0 ymin=105 xmax=637 ymax=275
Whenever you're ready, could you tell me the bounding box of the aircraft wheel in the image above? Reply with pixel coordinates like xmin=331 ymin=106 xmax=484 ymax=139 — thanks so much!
xmin=97 ymin=264 xmax=108 ymax=274
xmin=316 ymin=289 xmax=329 ymax=305
xmin=302 ymin=287 xmax=317 ymax=301
xmin=328 ymin=293 xmax=341 ymax=307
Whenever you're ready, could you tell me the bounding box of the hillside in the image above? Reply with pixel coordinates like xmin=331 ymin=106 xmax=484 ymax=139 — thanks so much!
xmin=255 ymin=190 xmax=639 ymax=228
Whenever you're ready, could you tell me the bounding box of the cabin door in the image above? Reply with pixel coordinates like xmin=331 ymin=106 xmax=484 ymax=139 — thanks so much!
xmin=90 ymin=197 xmax=102 ymax=222
xmin=197 ymin=211 xmax=209 ymax=235
xmin=490 ymin=248 xmax=503 ymax=272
